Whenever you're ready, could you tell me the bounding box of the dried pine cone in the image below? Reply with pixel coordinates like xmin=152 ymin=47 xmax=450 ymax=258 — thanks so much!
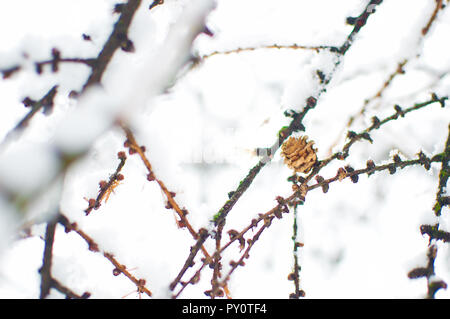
xmin=281 ymin=136 xmax=317 ymax=173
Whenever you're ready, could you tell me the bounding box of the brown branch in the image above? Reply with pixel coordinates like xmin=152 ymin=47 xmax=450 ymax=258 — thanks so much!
xmin=121 ymin=126 xmax=211 ymax=255
xmin=1 ymin=55 xmax=94 ymax=79
xmin=103 ymin=252 xmax=149 ymax=297
xmin=57 ymin=213 xmax=153 ymax=297
xmin=35 ymin=57 xmax=95 ymax=75
xmin=198 ymin=44 xmax=338 ymax=61
xmin=210 ymin=221 xmax=224 ymax=298
xmin=39 ymin=218 xmax=58 ymax=299
xmin=39 ymin=217 xmax=91 ymax=299
xmin=172 ymin=261 xmax=207 ymax=298
xmin=0 ymin=65 xmax=21 ymax=79
xmin=85 ymin=151 xmax=127 ymax=215
xmin=207 ymin=200 xmax=291 ymax=295
xmin=122 ymin=126 xmax=216 ymax=293
xmin=420 ymin=225 xmax=450 ymax=244
xmin=288 ymin=204 xmax=305 ymax=299
xmin=408 ymin=123 xmax=450 ymax=298
xmin=433 ymin=123 xmax=450 ymax=217
xmin=307 ymin=153 xmax=442 ymax=193
xmin=82 ymin=0 xmax=142 ymax=92
xmin=340 ymin=0 xmax=384 ymax=54
xmin=169 ymin=228 xmax=209 ymax=291
xmin=422 ymin=0 xmax=444 ymax=36
xmin=174 ymin=212 xmax=275 ymax=297
xmin=149 ymin=0 xmax=164 ymax=10
xmin=51 ymin=278 xmax=90 ymax=299
xmin=219 ymin=210 xmax=282 ymax=256
xmin=2 ymin=85 xmax=58 ymax=146
xmin=218 ymin=216 xmax=274 ymax=290
xmin=121 ymin=126 xmax=196 ymax=237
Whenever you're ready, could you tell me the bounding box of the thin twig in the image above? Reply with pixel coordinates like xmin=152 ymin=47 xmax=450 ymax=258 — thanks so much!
xmin=1 ymin=57 xmax=94 ymax=79
xmin=39 ymin=218 xmax=58 ymax=299
xmin=433 ymin=123 xmax=450 ymax=217
xmin=122 ymin=126 xmax=209 ymax=252
xmin=57 ymin=213 xmax=153 ymax=297
xmin=219 ymin=217 xmax=274 ymax=289
xmin=51 ymin=278 xmax=90 ymax=299
xmin=1 ymin=85 xmax=58 ymax=147
xmin=85 ymin=151 xmax=127 ymax=215
xmin=310 ymin=95 xmax=447 ymax=183
xmin=82 ymin=0 xmax=143 ymax=92
xmin=199 ymin=44 xmax=338 ymax=61
xmin=327 ymin=0 xmax=446 ymax=155
xmin=408 ymin=124 xmax=450 ymax=298
xmin=172 ymin=261 xmax=207 ymax=298
xmin=288 ymin=204 xmax=305 ymax=299
xmin=169 ymin=228 xmax=209 ymax=291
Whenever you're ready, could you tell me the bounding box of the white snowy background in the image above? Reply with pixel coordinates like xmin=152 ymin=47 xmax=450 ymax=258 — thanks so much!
xmin=0 ymin=0 xmax=449 ymax=298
